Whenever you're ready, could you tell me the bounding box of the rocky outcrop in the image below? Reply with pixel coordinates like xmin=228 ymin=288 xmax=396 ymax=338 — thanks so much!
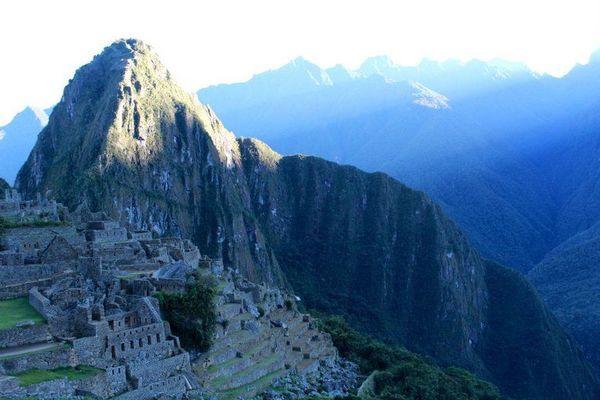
xmin=15 ymin=39 xmax=600 ymax=399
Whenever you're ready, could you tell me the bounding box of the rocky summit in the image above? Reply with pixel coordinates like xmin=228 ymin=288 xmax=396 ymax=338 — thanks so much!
xmin=11 ymin=39 xmax=600 ymax=399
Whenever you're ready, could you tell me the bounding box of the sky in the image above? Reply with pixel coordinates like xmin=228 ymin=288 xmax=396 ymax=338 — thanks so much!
xmin=1 ymin=0 xmax=599 ymax=125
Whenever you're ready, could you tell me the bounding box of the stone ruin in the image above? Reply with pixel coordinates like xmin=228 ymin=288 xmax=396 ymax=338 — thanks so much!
xmin=0 ymin=194 xmax=204 ymax=399
xmin=0 ymin=191 xmax=357 ymax=399
xmin=0 ymin=189 xmax=59 ymax=222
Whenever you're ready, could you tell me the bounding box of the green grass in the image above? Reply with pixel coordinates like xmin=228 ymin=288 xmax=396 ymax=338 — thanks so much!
xmin=0 ymin=216 xmax=67 ymax=229
xmin=12 ymin=365 xmax=103 ymax=387
xmin=0 ymin=297 xmax=45 ymax=330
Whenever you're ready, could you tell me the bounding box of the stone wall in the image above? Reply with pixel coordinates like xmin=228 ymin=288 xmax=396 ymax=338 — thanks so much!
xmin=0 ymin=376 xmax=75 ymax=399
xmin=76 ymin=367 xmax=128 ymax=398
xmin=0 ymin=275 xmax=61 ymax=300
xmin=85 ymin=227 xmax=128 ymax=243
xmin=127 ymin=352 xmax=190 ymax=388
xmin=0 ymin=324 xmax=51 ymax=348
xmin=0 ymin=346 xmax=74 ymax=375
xmin=78 ymin=256 xmax=102 ymax=280
xmin=0 ymin=264 xmax=67 ymax=285
xmin=29 ymin=287 xmax=51 ymax=318
xmin=113 ymin=373 xmax=191 ymax=400
xmin=0 ymin=251 xmax=23 ymax=266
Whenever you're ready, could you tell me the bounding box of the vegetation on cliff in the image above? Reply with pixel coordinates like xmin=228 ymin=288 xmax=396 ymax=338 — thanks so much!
xmin=155 ymin=273 xmax=217 ymax=351
xmin=318 ymin=316 xmax=503 ymax=400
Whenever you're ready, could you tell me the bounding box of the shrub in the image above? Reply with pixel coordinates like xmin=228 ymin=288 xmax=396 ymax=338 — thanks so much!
xmin=155 ymin=273 xmax=217 ymax=351
xmin=318 ymin=316 xmax=504 ymax=400
xmin=284 ymin=299 xmax=294 ymax=311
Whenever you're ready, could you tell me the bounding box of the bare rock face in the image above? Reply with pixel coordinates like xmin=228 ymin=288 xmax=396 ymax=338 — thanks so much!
xmin=15 ymin=39 xmax=600 ymax=400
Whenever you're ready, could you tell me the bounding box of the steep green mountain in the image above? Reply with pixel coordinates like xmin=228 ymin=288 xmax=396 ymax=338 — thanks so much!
xmin=239 ymin=138 xmax=598 ymax=400
xmin=15 ymin=39 xmax=599 ymax=400
xmin=0 ymin=106 xmax=48 ymax=185
xmin=16 ymin=38 xmax=285 ymax=286
xmin=317 ymin=315 xmax=504 ymax=400
xmin=529 ymin=221 xmax=600 ymax=373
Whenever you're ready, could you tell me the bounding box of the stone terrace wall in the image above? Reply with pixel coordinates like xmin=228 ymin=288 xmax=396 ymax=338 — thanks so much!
xmin=76 ymin=367 xmax=128 ymax=399
xmin=0 ymin=376 xmax=75 ymax=400
xmin=113 ymin=373 xmax=191 ymax=400
xmin=0 ymin=264 xmax=67 ymax=285
xmin=127 ymin=352 xmax=190 ymax=389
xmin=0 ymin=346 xmax=74 ymax=375
xmin=0 ymin=324 xmax=51 ymax=348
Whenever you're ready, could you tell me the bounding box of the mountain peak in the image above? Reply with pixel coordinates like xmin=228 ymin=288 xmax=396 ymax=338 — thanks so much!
xmin=589 ymin=48 xmax=600 ymax=64
xmin=359 ymin=55 xmax=395 ymax=75
xmin=16 ymin=38 xmax=236 ymax=197
xmin=7 ymin=106 xmax=49 ymax=128
xmin=81 ymin=38 xmax=169 ymax=86
xmin=100 ymin=38 xmax=153 ymax=60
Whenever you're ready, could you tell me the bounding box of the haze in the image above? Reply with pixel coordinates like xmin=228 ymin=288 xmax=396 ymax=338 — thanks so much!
xmin=0 ymin=0 xmax=599 ymax=125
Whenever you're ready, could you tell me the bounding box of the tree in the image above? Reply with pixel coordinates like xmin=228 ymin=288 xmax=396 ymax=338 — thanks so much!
xmin=155 ymin=273 xmax=217 ymax=351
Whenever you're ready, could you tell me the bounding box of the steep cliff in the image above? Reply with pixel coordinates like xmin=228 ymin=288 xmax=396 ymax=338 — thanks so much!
xmin=238 ymin=138 xmax=487 ymax=369
xmin=239 ymin=138 xmax=599 ymax=400
xmin=15 ymin=39 xmax=599 ymax=399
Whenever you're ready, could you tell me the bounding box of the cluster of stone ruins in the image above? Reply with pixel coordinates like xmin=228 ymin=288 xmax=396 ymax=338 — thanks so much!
xmin=0 ymin=189 xmax=349 ymax=400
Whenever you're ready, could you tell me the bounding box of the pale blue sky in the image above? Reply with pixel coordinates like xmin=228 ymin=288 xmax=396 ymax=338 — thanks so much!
xmin=1 ymin=0 xmax=599 ymax=125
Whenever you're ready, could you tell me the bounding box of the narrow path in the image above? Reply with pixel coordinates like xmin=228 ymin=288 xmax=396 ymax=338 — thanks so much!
xmin=0 ymin=342 xmax=58 ymax=359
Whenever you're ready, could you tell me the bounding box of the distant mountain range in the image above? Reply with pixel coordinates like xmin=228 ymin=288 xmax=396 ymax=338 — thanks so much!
xmin=0 ymin=106 xmax=51 ymax=185
xmin=12 ymin=39 xmax=599 ymax=399
xmin=197 ymin=50 xmax=600 ymax=373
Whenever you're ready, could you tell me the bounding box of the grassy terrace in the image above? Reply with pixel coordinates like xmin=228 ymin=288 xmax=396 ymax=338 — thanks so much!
xmin=0 ymin=216 xmax=68 ymax=230
xmin=211 ymin=352 xmax=281 ymax=389
xmin=0 ymin=297 xmax=45 ymax=330
xmin=11 ymin=365 xmax=103 ymax=386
